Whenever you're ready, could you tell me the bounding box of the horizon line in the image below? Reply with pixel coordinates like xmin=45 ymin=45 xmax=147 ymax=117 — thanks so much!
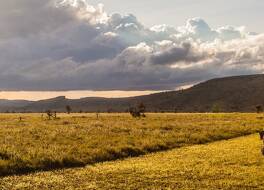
xmin=0 ymin=85 xmax=194 ymax=101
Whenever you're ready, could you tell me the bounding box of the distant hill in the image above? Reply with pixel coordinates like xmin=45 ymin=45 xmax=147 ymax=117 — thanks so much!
xmin=1 ymin=74 xmax=264 ymax=113
xmin=0 ymin=99 xmax=33 ymax=112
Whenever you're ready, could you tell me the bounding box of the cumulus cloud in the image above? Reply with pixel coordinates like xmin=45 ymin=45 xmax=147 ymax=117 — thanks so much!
xmin=0 ymin=0 xmax=263 ymax=91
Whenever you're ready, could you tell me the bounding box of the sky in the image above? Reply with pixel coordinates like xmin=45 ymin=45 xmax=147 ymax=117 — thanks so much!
xmin=89 ymin=0 xmax=264 ymax=33
xmin=0 ymin=0 xmax=264 ymax=100
xmin=0 ymin=91 xmax=163 ymax=101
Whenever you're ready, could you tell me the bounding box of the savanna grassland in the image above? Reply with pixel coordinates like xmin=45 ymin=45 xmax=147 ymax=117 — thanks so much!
xmin=0 ymin=113 xmax=264 ymax=177
xmin=1 ymin=134 xmax=263 ymax=189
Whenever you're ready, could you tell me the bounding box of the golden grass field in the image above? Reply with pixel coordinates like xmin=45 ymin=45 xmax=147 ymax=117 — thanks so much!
xmin=1 ymin=134 xmax=263 ymax=189
xmin=0 ymin=113 xmax=264 ymax=189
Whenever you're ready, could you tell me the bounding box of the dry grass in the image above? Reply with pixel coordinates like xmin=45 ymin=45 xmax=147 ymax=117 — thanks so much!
xmin=1 ymin=134 xmax=263 ymax=189
xmin=0 ymin=113 xmax=263 ymax=176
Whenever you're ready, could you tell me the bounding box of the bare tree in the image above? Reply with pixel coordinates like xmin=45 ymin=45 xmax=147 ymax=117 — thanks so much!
xmin=46 ymin=110 xmax=53 ymax=120
xmin=46 ymin=110 xmax=57 ymax=120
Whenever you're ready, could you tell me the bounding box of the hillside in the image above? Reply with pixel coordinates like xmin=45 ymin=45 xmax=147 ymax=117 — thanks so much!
xmin=144 ymin=74 xmax=264 ymax=112
xmin=1 ymin=74 xmax=264 ymax=112
xmin=0 ymin=99 xmax=33 ymax=112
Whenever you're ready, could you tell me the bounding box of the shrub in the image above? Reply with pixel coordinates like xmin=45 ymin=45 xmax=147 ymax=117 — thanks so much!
xmin=129 ymin=103 xmax=146 ymax=118
xmin=211 ymin=103 xmax=221 ymax=113
xmin=256 ymin=105 xmax=263 ymax=113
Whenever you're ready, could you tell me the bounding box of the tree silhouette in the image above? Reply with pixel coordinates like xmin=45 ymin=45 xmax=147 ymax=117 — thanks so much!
xmin=138 ymin=102 xmax=146 ymax=117
xmin=211 ymin=103 xmax=221 ymax=113
xmin=45 ymin=110 xmax=57 ymax=120
xmin=256 ymin=105 xmax=263 ymax=113
xmin=66 ymin=105 xmax=72 ymax=114
xmin=129 ymin=103 xmax=147 ymax=118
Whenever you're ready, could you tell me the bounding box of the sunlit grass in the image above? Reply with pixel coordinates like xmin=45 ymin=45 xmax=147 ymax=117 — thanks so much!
xmin=1 ymin=134 xmax=263 ymax=189
xmin=0 ymin=113 xmax=263 ymax=176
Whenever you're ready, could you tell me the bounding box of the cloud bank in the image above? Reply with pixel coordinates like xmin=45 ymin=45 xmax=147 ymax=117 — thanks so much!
xmin=0 ymin=0 xmax=263 ymax=90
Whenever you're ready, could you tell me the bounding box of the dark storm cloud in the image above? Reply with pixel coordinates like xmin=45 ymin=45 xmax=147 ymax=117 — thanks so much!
xmin=149 ymin=43 xmax=205 ymax=65
xmin=0 ymin=0 xmax=75 ymax=39
xmin=0 ymin=0 xmax=263 ymax=91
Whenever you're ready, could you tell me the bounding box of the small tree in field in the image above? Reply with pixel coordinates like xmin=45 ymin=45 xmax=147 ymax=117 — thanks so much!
xmin=211 ymin=103 xmax=221 ymax=113
xmin=256 ymin=105 xmax=263 ymax=113
xmin=129 ymin=107 xmax=141 ymax=118
xmin=138 ymin=102 xmax=146 ymax=117
xmin=66 ymin=105 xmax=72 ymax=114
xmin=46 ymin=110 xmax=57 ymax=120
xmin=129 ymin=103 xmax=147 ymax=118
